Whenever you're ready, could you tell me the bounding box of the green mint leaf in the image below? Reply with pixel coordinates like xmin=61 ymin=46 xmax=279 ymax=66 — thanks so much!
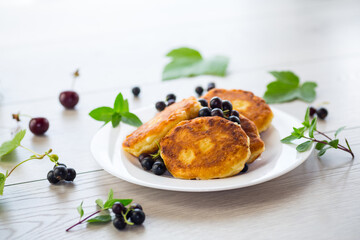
xmin=281 ymin=135 xmax=299 ymax=143
xmin=0 ymin=129 xmax=26 ymax=158
xmin=95 ymin=199 xmax=104 ymax=209
xmin=315 ymin=141 xmax=327 ymax=150
xmin=302 ymin=107 xmax=310 ymax=127
xmin=296 ymin=141 xmax=313 ymax=152
xmin=122 ymin=99 xmax=129 ymax=113
xmin=162 ymin=47 xmax=229 ymax=81
xmin=335 ymin=126 xmax=346 ymax=137
xmin=111 ymin=113 xmax=122 ymax=128
xmin=77 ymin=201 xmax=84 ymax=218
xmin=103 ymin=199 xmax=133 ymax=209
xmin=113 ymin=93 xmax=125 ymax=113
xmin=299 ymin=82 xmax=317 ymax=102
xmin=345 ymin=138 xmax=352 ymax=153
xmin=269 ymin=71 xmax=299 ymax=86
xmin=87 ymin=215 xmax=111 ymax=223
xmin=121 ymin=112 xmax=142 ymax=127
xmin=318 ymin=146 xmax=330 ymax=157
xmin=107 ymin=189 xmax=114 ymax=201
xmin=0 ymin=173 xmax=6 ymax=195
xmin=329 ymin=139 xmax=339 ymax=149
xmin=309 ymin=117 xmax=317 ymax=138
xmin=89 ymin=107 xmax=114 ymax=123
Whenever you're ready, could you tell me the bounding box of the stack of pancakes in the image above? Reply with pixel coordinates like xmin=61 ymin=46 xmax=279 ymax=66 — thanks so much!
xmin=122 ymin=89 xmax=273 ymax=180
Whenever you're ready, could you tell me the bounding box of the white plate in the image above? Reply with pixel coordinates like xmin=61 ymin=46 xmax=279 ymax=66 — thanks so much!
xmin=90 ymin=107 xmax=313 ymax=192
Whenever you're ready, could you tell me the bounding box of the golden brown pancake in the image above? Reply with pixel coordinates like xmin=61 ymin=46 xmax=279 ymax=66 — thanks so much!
xmin=202 ymin=88 xmax=273 ymax=132
xmin=160 ymin=116 xmax=250 ymax=180
xmin=122 ymin=96 xmax=201 ymax=157
xmin=238 ymin=114 xmax=265 ymax=163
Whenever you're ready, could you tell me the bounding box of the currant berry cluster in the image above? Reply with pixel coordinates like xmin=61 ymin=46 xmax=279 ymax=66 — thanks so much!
xmin=198 ymin=97 xmax=241 ymax=125
xmin=194 ymin=82 xmax=216 ymax=96
xmin=309 ymin=106 xmax=328 ymax=119
xmin=155 ymin=93 xmax=177 ymax=112
xmin=112 ymin=202 xmax=145 ymax=230
xmin=47 ymin=163 xmax=76 ymax=184
xmin=138 ymin=153 xmax=167 ymax=175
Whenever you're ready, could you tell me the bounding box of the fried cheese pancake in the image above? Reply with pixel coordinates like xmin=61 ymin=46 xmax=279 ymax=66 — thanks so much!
xmin=238 ymin=114 xmax=265 ymax=163
xmin=202 ymin=88 xmax=273 ymax=132
xmin=122 ymin=96 xmax=201 ymax=157
xmin=160 ymin=116 xmax=250 ymax=180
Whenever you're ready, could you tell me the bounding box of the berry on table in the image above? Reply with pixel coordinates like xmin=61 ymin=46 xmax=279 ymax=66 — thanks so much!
xmin=207 ymin=82 xmax=216 ymax=91
xmin=198 ymin=98 xmax=208 ymax=107
xmin=210 ymin=97 xmax=222 ymax=109
xmin=317 ymin=108 xmax=328 ymax=119
xmin=113 ymin=217 xmax=127 ymax=230
xmin=29 ymin=117 xmax=49 ymax=135
xmin=198 ymin=107 xmax=211 ymax=117
xmin=132 ymin=87 xmax=141 ymax=97
xmin=167 ymin=99 xmax=176 ymax=106
xmin=130 ymin=209 xmax=146 ymax=225
xmin=65 ymin=168 xmax=76 ymax=181
xmin=151 ymin=161 xmax=166 ymax=175
xmin=47 ymin=170 xmax=60 ymax=184
xmin=112 ymin=202 xmax=125 ymax=215
xmin=166 ymin=93 xmax=176 ymax=101
xmin=231 ymin=110 xmax=240 ymax=118
xmin=155 ymin=101 xmax=166 ymax=111
xmin=195 ymin=86 xmax=204 ymax=96
xmin=59 ymin=91 xmax=79 ymax=109
xmin=309 ymin=106 xmax=316 ymax=117
xmin=141 ymin=156 xmax=155 ymax=170
xmin=53 ymin=166 xmax=68 ymax=180
xmin=222 ymin=100 xmax=233 ymax=113
xmin=53 ymin=163 xmax=67 ymax=170
xmin=211 ymin=108 xmax=224 ymax=118
xmin=229 ymin=116 xmax=241 ymax=125
xmin=129 ymin=203 xmax=143 ymax=211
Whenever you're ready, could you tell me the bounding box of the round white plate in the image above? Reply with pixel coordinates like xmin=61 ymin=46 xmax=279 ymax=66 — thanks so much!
xmin=90 ymin=107 xmax=313 ymax=192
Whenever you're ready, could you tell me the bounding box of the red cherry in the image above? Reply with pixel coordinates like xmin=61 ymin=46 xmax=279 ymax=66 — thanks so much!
xmin=59 ymin=91 xmax=79 ymax=109
xmin=29 ymin=117 xmax=49 ymax=135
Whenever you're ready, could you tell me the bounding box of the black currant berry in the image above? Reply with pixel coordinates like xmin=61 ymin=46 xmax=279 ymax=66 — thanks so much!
xmin=53 ymin=163 xmax=67 ymax=170
xmin=167 ymin=99 xmax=176 ymax=106
xmin=229 ymin=116 xmax=241 ymax=125
xmin=198 ymin=107 xmax=211 ymax=117
xmin=129 ymin=203 xmax=143 ymax=211
xmin=59 ymin=91 xmax=79 ymax=109
xmin=155 ymin=101 xmax=166 ymax=111
xmin=222 ymin=100 xmax=233 ymax=112
xmin=113 ymin=217 xmax=127 ymax=230
xmin=207 ymin=82 xmax=216 ymax=91
xmin=130 ymin=209 xmax=146 ymax=225
xmin=65 ymin=168 xmax=76 ymax=181
xmin=211 ymin=108 xmax=224 ymax=118
xmin=112 ymin=202 xmax=125 ymax=215
xmin=29 ymin=117 xmax=49 ymax=135
xmin=166 ymin=93 xmax=176 ymax=101
xmin=309 ymin=107 xmax=316 ymax=117
xmin=195 ymin=86 xmax=204 ymax=96
xmin=47 ymin=170 xmax=60 ymax=184
xmin=241 ymin=164 xmax=248 ymax=173
xmin=138 ymin=153 xmax=149 ymax=161
xmin=53 ymin=166 xmax=68 ymax=181
xmin=151 ymin=161 xmax=166 ymax=175
xmin=209 ymin=97 xmax=222 ymax=109
xmin=141 ymin=156 xmax=155 ymax=170
xmin=317 ymin=108 xmax=328 ymax=119
xmin=198 ymin=98 xmax=208 ymax=107
xmin=231 ymin=110 xmax=240 ymax=118
xmin=132 ymin=87 xmax=141 ymax=97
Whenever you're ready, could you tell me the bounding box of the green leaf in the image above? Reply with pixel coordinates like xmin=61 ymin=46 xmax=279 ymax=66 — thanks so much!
xmin=302 ymin=107 xmax=310 ymax=127
xmin=111 ymin=113 xmax=122 ymax=128
xmin=329 ymin=139 xmax=339 ymax=149
xmin=296 ymin=141 xmax=313 ymax=152
xmin=162 ymin=47 xmax=229 ymax=81
xmin=113 ymin=93 xmax=125 ymax=113
xmin=335 ymin=126 xmax=346 ymax=137
xmin=309 ymin=117 xmax=317 ymax=138
xmin=121 ymin=112 xmax=142 ymax=127
xmin=107 ymin=189 xmax=114 ymax=201
xmin=299 ymin=82 xmax=317 ymax=102
xmin=0 ymin=173 xmax=6 ymax=195
xmin=87 ymin=215 xmax=111 ymax=223
xmin=77 ymin=201 xmax=84 ymax=218
xmin=281 ymin=135 xmax=299 ymax=143
xmin=269 ymin=71 xmax=299 ymax=86
xmin=95 ymin=199 xmax=104 ymax=209
xmin=315 ymin=141 xmax=327 ymax=150
xmin=89 ymin=107 xmax=114 ymax=123
xmin=103 ymin=199 xmax=133 ymax=209
xmin=122 ymin=99 xmax=129 ymax=113
xmin=0 ymin=130 xmax=26 ymax=158
xmin=318 ymin=146 xmax=330 ymax=157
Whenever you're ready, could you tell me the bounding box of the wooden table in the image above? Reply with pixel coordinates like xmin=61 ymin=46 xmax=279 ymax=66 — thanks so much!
xmin=1 ymin=0 xmax=359 ymax=239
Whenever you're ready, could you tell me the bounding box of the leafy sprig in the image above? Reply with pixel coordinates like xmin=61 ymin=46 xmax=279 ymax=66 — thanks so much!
xmin=66 ymin=189 xmax=133 ymax=231
xmin=264 ymin=71 xmax=317 ymax=103
xmin=162 ymin=47 xmax=229 ymax=81
xmin=0 ymin=130 xmax=59 ymax=195
xmin=89 ymin=92 xmax=142 ymax=128
xmin=281 ymin=108 xmax=354 ymax=158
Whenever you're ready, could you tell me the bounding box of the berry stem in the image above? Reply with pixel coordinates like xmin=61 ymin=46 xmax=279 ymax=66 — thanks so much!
xmin=19 ymin=144 xmax=41 ymax=156
xmin=6 ymin=157 xmax=34 ymax=178
xmin=302 ymin=136 xmax=354 ymax=158
xmin=122 ymin=209 xmax=134 ymax=226
xmin=66 ymin=209 xmax=102 ymax=232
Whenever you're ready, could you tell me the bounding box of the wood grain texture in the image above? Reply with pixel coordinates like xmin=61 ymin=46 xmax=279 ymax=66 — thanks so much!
xmin=1 ymin=0 xmax=360 ymax=239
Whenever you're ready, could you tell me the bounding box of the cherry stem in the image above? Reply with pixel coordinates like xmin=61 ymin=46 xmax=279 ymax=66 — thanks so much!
xmin=66 ymin=210 xmax=102 ymax=232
